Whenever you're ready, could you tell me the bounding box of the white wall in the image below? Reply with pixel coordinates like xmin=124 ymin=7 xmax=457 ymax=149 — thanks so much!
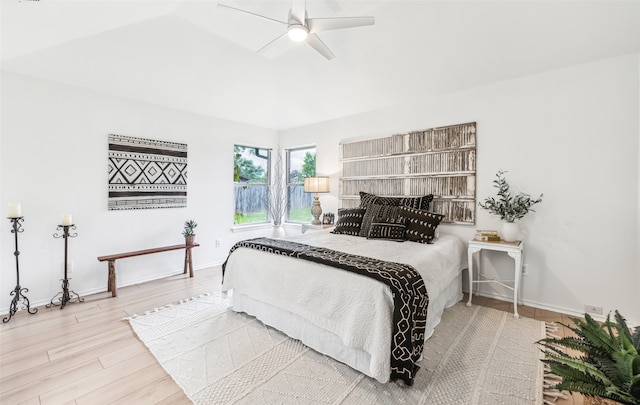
xmin=637 ymin=53 xmax=640 ymax=317
xmin=3 ymin=54 xmax=638 ymax=325
xmin=0 ymin=72 xmax=278 ymax=312
xmin=280 ymin=54 xmax=640 ymax=325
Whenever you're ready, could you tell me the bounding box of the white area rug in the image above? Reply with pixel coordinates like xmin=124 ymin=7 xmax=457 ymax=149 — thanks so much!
xmin=127 ymin=292 xmax=545 ymax=404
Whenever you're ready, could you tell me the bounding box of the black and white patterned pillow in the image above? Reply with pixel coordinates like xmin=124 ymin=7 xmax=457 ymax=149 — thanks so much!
xmin=399 ymin=206 xmax=444 ymax=244
xmin=398 ymin=194 xmax=434 ymax=210
xmin=359 ymin=191 xmax=434 ymax=211
xmin=359 ymin=203 xmax=403 ymax=237
xmin=358 ymin=191 xmax=385 ymax=208
xmin=367 ymin=221 xmax=406 ymax=242
xmin=331 ymin=208 xmax=367 ymax=236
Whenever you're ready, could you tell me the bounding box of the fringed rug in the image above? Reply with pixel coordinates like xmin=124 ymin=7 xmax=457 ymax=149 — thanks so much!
xmin=127 ymin=292 xmax=547 ymax=404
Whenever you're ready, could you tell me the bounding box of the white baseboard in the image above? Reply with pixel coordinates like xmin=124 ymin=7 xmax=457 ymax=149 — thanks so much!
xmin=465 ymin=289 xmax=607 ymax=322
xmin=103 ymin=261 xmax=225 ymax=293
xmin=7 ymin=265 xmax=625 ymax=328
xmin=0 ymin=262 xmax=226 ymax=316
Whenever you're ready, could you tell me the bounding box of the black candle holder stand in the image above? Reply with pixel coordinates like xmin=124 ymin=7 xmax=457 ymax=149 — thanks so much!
xmin=3 ymin=217 xmax=38 ymax=323
xmin=47 ymin=225 xmax=84 ymax=309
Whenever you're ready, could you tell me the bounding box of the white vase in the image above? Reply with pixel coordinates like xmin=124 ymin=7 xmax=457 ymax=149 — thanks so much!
xmin=271 ymin=225 xmax=286 ymax=238
xmin=501 ymin=221 xmax=519 ymax=242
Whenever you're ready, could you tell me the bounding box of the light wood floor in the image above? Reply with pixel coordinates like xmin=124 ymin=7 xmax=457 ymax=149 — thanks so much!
xmin=0 ymin=266 xmax=583 ymax=404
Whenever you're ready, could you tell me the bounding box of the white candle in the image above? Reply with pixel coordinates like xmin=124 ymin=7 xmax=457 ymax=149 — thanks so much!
xmin=8 ymin=202 xmax=22 ymax=218
xmin=61 ymin=214 xmax=73 ymax=226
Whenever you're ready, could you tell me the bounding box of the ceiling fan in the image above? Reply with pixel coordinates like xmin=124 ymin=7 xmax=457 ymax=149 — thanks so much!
xmin=217 ymin=1 xmax=375 ymax=60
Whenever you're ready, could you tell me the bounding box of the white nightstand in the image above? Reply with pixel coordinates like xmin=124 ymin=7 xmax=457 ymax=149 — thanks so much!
xmin=301 ymin=223 xmax=334 ymax=234
xmin=466 ymin=239 xmax=524 ymax=318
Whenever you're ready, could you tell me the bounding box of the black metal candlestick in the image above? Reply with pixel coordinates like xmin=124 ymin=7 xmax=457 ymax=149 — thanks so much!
xmin=47 ymin=224 xmax=83 ymax=309
xmin=3 ymin=217 xmax=37 ymax=323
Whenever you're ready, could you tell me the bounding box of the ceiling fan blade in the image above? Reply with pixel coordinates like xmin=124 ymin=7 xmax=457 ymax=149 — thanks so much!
xmin=290 ymin=0 xmax=306 ymax=24
xmin=218 ymin=3 xmax=288 ymax=26
xmin=307 ymin=16 xmax=375 ymax=33
xmin=305 ymin=34 xmax=335 ymax=60
xmin=256 ymin=32 xmax=289 ymax=55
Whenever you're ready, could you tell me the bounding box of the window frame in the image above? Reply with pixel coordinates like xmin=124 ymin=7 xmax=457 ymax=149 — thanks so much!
xmin=285 ymin=145 xmax=316 ymax=224
xmin=233 ymin=144 xmax=272 ymax=226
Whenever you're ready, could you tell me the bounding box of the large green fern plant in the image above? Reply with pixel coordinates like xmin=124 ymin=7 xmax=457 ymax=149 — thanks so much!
xmin=538 ymin=311 xmax=640 ymax=404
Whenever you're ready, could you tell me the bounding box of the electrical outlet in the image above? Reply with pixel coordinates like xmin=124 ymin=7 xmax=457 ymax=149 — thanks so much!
xmin=584 ymin=304 xmax=603 ymax=315
xmin=67 ymin=260 xmax=74 ymax=274
xmin=215 ymin=239 xmax=221 ymax=248
xmin=521 ymin=264 xmax=528 ymax=276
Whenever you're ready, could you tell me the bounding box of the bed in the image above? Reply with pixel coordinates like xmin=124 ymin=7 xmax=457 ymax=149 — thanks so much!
xmin=221 ymin=223 xmax=465 ymax=384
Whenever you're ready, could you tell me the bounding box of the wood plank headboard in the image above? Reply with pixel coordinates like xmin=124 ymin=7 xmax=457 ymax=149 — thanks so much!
xmin=339 ymin=122 xmax=476 ymax=225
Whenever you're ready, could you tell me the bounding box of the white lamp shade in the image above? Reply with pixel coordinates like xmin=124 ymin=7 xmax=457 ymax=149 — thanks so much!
xmin=304 ymin=176 xmax=330 ymax=193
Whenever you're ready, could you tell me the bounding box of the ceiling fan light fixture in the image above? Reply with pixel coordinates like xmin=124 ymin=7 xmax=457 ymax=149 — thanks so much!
xmin=287 ymin=24 xmax=308 ymax=42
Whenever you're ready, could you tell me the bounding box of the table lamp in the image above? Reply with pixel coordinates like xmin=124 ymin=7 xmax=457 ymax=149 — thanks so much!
xmin=304 ymin=176 xmax=330 ymax=225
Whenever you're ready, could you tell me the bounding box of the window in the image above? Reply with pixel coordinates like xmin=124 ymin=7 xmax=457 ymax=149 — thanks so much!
xmin=233 ymin=145 xmax=270 ymax=225
xmin=286 ymin=146 xmax=316 ymax=223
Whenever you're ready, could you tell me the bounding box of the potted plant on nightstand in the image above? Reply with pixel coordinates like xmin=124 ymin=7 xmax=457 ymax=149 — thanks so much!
xmin=182 ymin=220 xmax=197 ymax=246
xmin=478 ymin=170 xmax=543 ymax=242
xmin=537 ymin=311 xmax=640 ymax=405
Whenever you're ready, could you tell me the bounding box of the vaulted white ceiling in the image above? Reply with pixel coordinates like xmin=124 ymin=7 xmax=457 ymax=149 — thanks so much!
xmin=2 ymin=0 xmax=640 ymax=130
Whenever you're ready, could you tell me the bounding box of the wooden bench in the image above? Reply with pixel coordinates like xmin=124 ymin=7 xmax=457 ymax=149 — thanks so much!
xmin=97 ymin=243 xmax=200 ymax=297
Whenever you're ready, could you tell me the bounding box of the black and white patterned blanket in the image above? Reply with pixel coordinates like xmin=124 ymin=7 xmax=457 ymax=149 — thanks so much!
xmin=222 ymin=237 xmax=429 ymax=385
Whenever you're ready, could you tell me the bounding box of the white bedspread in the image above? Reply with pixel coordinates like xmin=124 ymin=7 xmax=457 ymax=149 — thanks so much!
xmin=221 ymin=231 xmax=464 ymax=382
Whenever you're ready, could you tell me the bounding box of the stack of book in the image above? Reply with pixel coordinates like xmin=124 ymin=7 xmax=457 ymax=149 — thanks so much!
xmin=474 ymin=230 xmax=501 ymax=242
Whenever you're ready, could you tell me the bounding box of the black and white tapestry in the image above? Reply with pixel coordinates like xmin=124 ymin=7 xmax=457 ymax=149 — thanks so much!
xmin=108 ymin=134 xmax=187 ymax=210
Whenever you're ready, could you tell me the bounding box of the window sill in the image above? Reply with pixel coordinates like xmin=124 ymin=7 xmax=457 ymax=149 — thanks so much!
xmin=231 ymin=222 xmax=304 ymax=233
xmin=231 ymin=223 xmax=272 ymax=233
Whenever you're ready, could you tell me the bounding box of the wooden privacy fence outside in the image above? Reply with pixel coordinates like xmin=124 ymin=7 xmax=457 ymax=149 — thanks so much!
xmin=234 ymin=184 xmax=314 ymax=214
